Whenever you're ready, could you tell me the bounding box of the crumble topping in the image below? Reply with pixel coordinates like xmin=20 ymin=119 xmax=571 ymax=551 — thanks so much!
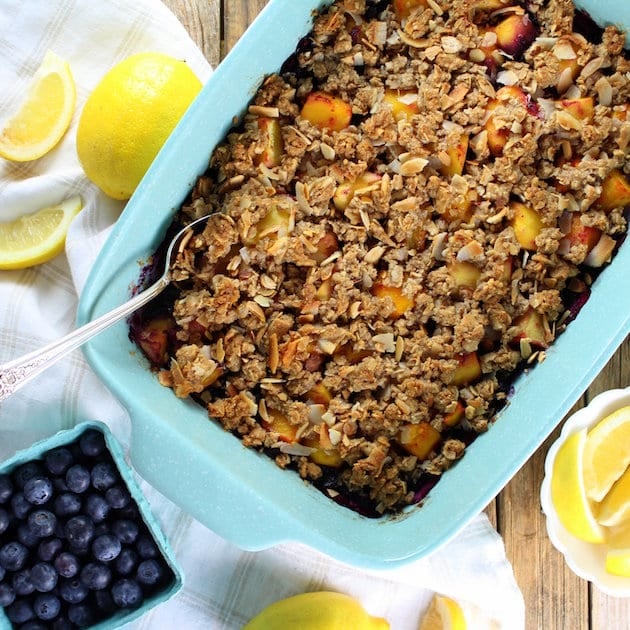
xmin=134 ymin=0 xmax=629 ymax=515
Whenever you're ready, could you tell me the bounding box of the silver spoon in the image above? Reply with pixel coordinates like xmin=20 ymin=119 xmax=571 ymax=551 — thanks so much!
xmin=0 ymin=213 xmax=219 ymax=402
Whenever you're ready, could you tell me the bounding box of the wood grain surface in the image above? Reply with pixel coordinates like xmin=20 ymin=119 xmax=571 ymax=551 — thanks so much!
xmin=163 ymin=1 xmax=630 ymax=627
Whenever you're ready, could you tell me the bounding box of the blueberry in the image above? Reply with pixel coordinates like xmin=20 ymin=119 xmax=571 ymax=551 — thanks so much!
xmin=13 ymin=461 xmax=44 ymax=489
xmin=0 ymin=541 xmax=29 ymax=571
xmin=44 ymin=447 xmax=74 ymax=476
xmin=79 ymin=429 xmax=106 ymax=457
xmin=31 ymin=561 xmax=58 ymax=592
xmin=27 ymin=509 xmax=57 ymax=538
xmin=12 ymin=568 xmax=35 ymax=595
xmin=38 ymin=537 xmax=63 ymax=562
xmin=114 ymin=548 xmax=138 ymax=576
xmin=92 ymin=533 xmax=122 ymax=563
xmin=59 ymin=577 xmax=88 ymax=604
xmin=136 ymin=534 xmax=159 ymax=559
xmin=0 ymin=474 xmax=13 ymax=503
xmin=0 ymin=582 xmax=15 ymax=607
xmin=51 ymin=617 xmax=73 ymax=630
xmin=136 ymin=558 xmax=165 ymax=586
xmin=94 ymin=587 xmax=116 ymax=614
xmin=85 ymin=493 xmax=110 ymax=523
xmin=11 ymin=491 xmax=32 ymax=519
xmin=111 ymin=519 xmax=139 ymax=544
xmin=33 ymin=592 xmax=61 ymax=620
xmin=24 ymin=476 xmax=54 ymax=505
xmin=54 ymin=492 xmax=82 ymax=517
xmin=91 ymin=461 xmax=118 ymax=491
xmin=54 ymin=551 xmax=80 ymax=578
xmin=105 ymin=484 xmax=131 ymax=509
xmin=67 ymin=603 xmax=95 ymax=627
xmin=0 ymin=507 xmax=9 ymax=535
xmin=111 ymin=578 xmax=144 ymax=608
xmin=17 ymin=523 xmax=41 ymax=547
xmin=80 ymin=561 xmax=111 ymax=590
xmin=65 ymin=515 xmax=95 ymax=549
xmin=6 ymin=598 xmax=35 ymax=623
xmin=65 ymin=465 xmax=91 ymax=494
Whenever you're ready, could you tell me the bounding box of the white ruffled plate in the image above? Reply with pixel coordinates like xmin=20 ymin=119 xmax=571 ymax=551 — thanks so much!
xmin=541 ymin=387 xmax=630 ymax=596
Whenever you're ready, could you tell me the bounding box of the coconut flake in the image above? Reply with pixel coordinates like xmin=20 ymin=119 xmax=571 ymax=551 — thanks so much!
xmin=496 ymin=70 xmax=519 ymax=86
xmin=279 ymin=442 xmax=316 ymax=456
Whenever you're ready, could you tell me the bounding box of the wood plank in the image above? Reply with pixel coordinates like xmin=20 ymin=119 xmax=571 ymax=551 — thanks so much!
xmin=223 ymin=0 xmax=270 ymax=54
xmin=162 ymin=0 xmax=221 ymax=67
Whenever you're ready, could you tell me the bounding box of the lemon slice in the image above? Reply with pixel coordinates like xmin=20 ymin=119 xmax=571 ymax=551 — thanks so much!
xmin=0 ymin=51 xmax=76 ymax=162
xmin=605 ymin=521 xmax=630 ymax=576
xmin=0 ymin=196 xmax=83 ymax=269
xmin=550 ymin=428 xmax=605 ymax=543
xmin=419 ymin=595 xmax=467 ymax=630
xmin=583 ymin=406 xmax=630 ymax=502
xmin=597 ymin=464 xmax=630 ymax=527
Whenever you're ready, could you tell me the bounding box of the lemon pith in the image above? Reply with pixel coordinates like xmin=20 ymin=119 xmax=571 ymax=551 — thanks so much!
xmin=0 ymin=196 xmax=83 ymax=269
xmin=76 ymin=52 xmax=202 ymax=201
xmin=0 ymin=51 xmax=76 ymax=162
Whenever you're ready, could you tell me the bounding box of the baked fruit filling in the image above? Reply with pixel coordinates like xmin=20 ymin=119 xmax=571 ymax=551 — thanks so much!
xmin=131 ymin=0 xmax=629 ymax=516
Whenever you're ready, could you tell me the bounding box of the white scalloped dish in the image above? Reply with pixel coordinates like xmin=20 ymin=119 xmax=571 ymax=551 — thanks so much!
xmin=541 ymin=387 xmax=630 ymax=595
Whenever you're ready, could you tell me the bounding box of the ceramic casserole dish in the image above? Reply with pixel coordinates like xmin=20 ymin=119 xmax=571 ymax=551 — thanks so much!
xmin=78 ymin=0 xmax=630 ymax=568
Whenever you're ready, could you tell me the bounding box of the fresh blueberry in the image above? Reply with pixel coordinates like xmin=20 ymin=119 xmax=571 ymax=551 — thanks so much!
xmin=79 ymin=429 xmax=106 ymax=457
xmin=136 ymin=534 xmax=159 ymax=559
xmin=0 ymin=541 xmax=29 ymax=571
xmin=44 ymin=447 xmax=74 ymax=476
xmin=11 ymin=492 xmax=32 ymax=519
xmin=67 ymin=603 xmax=95 ymax=627
xmin=105 ymin=484 xmax=131 ymax=509
xmin=54 ymin=551 xmax=80 ymax=578
xmin=91 ymin=461 xmax=118 ymax=491
xmin=0 ymin=507 xmax=9 ymax=535
xmin=33 ymin=592 xmax=61 ymax=621
xmin=111 ymin=578 xmax=144 ymax=608
xmin=24 ymin=476 xmax=54 ymax=505
xmin=12 ymin=568 xmax=35 ymax=595
xmin=136 ymin=558 xmax=165 ymax=586
xmin=17 ymin=523 xmax=41 ymax=547
xmin=31 ymin=561 xmax=58 ymax=592
xmin=65 ymin=465 xmax=91 ymax=494
xmin=0 ymin=581 xmax=15 ymax=606
xmin=114 ymin=548 xmax=138 ymax=576
xmin=6 ymin=598 xmax=35 ymax=623
xmin=59 ymin=577 xmax=89 ymax=604
xmin=92 ymin=533 xmax=122 ymax=563
xmin=38 ymin=537 xmax=63 ymax=562
xmin=54 ymin=492 xmax=82 ymax=517
xmin=0 ymin=474 xmax=13 ymax=503
xmin=65 ymin=515 xmax=95 ymax=549
xmin=111 ymin=519 xmax=139 ymax=544
xmin=13 ymin=461 xmax=44 ymax=489
xmin=80 ymin=561 xmax=111 ymax=590
xmin=85 ymin=493 xmax=110 ymax=523
xmin=27 ymin=509 xmax=57 ymax=538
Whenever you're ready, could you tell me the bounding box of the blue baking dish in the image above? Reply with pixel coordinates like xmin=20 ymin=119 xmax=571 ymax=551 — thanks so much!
xmin=77 ymin=0 xmax=630 ymax=568
xmin=0 ymin=421 xmax=182 ymax=628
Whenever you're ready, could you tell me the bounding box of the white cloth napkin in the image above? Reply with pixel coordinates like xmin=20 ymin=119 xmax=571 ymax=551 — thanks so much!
xmin=0 ymin=1 xmax=525 ymax=628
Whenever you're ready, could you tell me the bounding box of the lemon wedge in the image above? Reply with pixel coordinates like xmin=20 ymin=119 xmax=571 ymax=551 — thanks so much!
xmin=0 ymin=51 xmax=76 ymax=162
xmin=550 ymin=428 xmax=605 ymax=543
xmin=0 ymin=196 xmax=83 ymax=269
xmin=597 ymin=465 xmax=630 ymax=527
xmin=583 ymin=406 xmax=630 ymax=502
xmin=419 ymin=594 xmax=467 ymax=630
xmin=605 ymin=521 xmax=630 ymax=576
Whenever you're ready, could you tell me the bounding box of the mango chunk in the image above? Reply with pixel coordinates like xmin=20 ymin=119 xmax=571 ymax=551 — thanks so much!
xmin=398 ymin=422 xmax=441 ymax=460
xmin=301 ymin=91 xmax=352 ymax=132
xmin=510 ymin=201 xmax=543 ymax=251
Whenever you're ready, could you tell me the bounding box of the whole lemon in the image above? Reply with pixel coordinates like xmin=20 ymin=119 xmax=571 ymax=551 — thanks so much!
xmin=77 ymin=52 xmax=202 ymax=200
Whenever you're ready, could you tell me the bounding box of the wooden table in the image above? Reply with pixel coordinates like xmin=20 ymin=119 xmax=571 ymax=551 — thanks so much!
xmin=163 ymin=1 xmax=630 ymax=626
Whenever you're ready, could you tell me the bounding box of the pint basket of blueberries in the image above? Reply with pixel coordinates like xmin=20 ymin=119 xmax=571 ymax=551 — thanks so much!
xmin=0 ymin=422 xmax=183 ymax=628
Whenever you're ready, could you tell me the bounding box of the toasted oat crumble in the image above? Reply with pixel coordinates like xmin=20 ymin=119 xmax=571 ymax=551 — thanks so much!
xmin=132 ymin=0 xmax=629 ymax=516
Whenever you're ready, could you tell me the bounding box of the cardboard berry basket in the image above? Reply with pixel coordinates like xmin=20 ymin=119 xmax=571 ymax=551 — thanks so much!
xmin=78 ymin=0 xmax=630 ymax=569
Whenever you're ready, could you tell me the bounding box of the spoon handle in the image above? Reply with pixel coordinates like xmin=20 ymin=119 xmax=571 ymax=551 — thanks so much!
xmin=0 ymin=276 xmax=170 ymax=402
